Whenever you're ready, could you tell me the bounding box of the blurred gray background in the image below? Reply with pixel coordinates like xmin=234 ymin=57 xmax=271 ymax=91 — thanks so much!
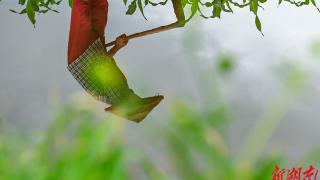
xmin=1 ymin=1 xmax=320 ymax=163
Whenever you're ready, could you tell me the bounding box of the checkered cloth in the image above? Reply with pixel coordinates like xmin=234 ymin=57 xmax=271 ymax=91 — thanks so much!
xmin=68 ymin=38 xmax=130 ymax=105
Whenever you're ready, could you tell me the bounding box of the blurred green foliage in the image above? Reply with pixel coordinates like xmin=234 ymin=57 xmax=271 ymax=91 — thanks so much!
xmin=0 ymin=102 xmax=278 ymax=180
xmin=0 ymin=106 xmax=129 ymax=180
xmin=310 ymin=41 xmax=320 ymax=58
xmin=216 ymin=54 xmax=234 ymax=75
xmin=0 ymin=59 xmax=312 ymax=179
xmin=0 ymin=100 xmax=289 ymax=179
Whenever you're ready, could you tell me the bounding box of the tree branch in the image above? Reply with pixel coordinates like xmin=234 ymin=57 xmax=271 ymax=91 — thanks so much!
xmin=106 ymin=0 xmax=185 ymax=47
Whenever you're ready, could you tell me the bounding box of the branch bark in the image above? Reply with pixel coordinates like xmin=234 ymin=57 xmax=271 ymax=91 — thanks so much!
xmin=105 ymin=0 xmax=185 ymax=47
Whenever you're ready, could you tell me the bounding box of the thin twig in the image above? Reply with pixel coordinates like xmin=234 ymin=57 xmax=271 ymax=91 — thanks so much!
xmin=106 ymin=0 xmax=185 ymax=47
xmin=106 ymin=22 xmax=181 ymax=47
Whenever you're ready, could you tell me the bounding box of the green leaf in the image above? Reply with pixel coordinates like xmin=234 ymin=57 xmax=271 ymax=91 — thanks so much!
xmin=138 ymin=0 xmax=147 ymax=20
xmin=213 ymin=6 xmax=222 ymax=18
xmin=278 ymin=0 xmax=283 ymax=5
xmin=26 ymin=0 xmax=36 ymax=25
xmin=9 ymin=9 xmax=18 ymax=13
xmin=310 ymin=0 xmax=320 ymax=12
xmin=181 ymin=0 xmax=187 ymax=7
xmin=158 ymin=0 xmax=168 ymax=5
xmin=10 ymin=8 xmax=27 ymax=14
xmin=148 ymin=0 xmax=168 ymax=6
xmin=68 ymin=0 xmax=73 ymax=7
xmin=126 ymin=0 xmax=137 ymax=15
xmin=255 ymin=15 xmax=263 ymax=35
xmin=186 ymin=0 xmax=199 ymax=22
xmin=250 ymin=0 xmax=258 ymax=15
xmin=19 ymin=0 xmax=26 ymax=5
xmin=204 ymin=2 xmax=212 ymax=7
xmin=123 ymin=0 xmax=127 ymax=5
xmin=224 ymin=1 xmax=233 ymax=13
xmin=30 ymin=0 xmax=39 ymax=11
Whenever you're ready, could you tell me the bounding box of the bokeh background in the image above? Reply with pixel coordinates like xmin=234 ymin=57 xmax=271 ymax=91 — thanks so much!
xmin=1 ymin=0 xmax=320 ymax=179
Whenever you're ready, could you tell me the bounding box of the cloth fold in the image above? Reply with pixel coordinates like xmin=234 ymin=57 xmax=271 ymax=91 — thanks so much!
xmin=67 ymin=38 xmax=131 ymax=105
xmin=68 ymin=0 xmax=108 ymax=64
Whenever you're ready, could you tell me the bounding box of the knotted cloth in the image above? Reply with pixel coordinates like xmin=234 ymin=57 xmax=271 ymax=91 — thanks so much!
xmin=67 ymin=0 xmax=131 ymax=105
xmin=67 ymin=0 xmax=163 ymax=122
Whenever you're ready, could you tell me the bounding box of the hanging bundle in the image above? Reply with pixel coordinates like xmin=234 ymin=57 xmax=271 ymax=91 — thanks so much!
xmin=67 ymin=0 xmax=185 ymax=122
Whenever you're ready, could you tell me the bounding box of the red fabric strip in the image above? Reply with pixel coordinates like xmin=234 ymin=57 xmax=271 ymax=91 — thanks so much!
xmin=68 ymin=0 xmax=108 ymax=64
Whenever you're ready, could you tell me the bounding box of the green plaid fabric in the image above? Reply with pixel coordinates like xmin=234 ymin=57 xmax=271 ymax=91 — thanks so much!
xmin=68 ymin=38 xmax=130 ymax=105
